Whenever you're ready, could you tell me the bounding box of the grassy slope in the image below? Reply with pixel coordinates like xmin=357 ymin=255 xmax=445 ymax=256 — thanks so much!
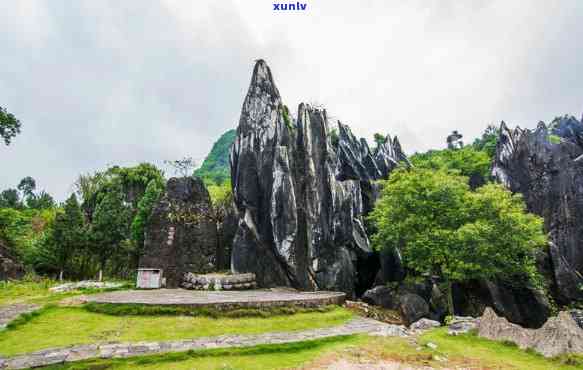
xmin=40 ymin=328 xmax=583 ymax=370
xmin=0 ymin=279 xmax=131 ymax=306
xmin=0 ymin=279 xmax=62 ymax=305
xmin=0 ymin=306 xmax=353 ymax=356
xmin=417 ymin=328 xmax=583 ymax=369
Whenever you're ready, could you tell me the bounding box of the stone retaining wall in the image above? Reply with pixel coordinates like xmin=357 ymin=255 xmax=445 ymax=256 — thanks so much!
xmin=181 ymin=273 xmax=256 ymax=290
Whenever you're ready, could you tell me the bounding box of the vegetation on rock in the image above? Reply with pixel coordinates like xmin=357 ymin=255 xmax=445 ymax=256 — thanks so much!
xmin=369 ymin=167 xmax=547 ymax=314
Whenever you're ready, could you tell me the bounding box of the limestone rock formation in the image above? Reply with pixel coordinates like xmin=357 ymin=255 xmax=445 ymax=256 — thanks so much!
xmin=398 ymin=293 xmax=430 ymax=325
xmin=362 ymin=286 xmax=395 ymax=309
xmin=140 ymin=177 xmax=218 ymax=288
xmin=229 ymin=60 xmax=408 ymax=296
xmin=479 ymin=307 xmax=583 ymax=357
xmin=492 ymin=116 xmax=583 ymax=303
xmin=454 ymin=279 xmax=551 ymax=328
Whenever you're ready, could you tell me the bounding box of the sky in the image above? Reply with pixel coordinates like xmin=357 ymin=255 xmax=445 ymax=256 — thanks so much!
xmin=1 ymin=0 xmax=582 ymax=201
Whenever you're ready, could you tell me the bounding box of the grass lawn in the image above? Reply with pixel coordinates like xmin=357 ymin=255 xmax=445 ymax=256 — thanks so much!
xmin=36 ymin=329 xmax=583 ymax=370
xmin=416 ymin=328 xmax=583 ymax=369
xmin=0 ymin=279 xmax=131 ymax=306
xmin=350 ymin=328 xmax=583 ymax=370
xmin=0 ymin=306 xmax=353 ymax=356
xmin=0 ymin=279 xmax=61 ymax=305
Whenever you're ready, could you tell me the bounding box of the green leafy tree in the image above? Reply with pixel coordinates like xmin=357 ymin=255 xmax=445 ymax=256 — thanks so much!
xmin=410 ymin=146 xmax=491 ymax=188
xmin=76 ymin=163 xmax=164 ymax=220
xmin=130 ymin=179 xmax=164 ymax=263
xmin=0 ymin=189 xmax=22 ymax=209
xmin=90 ymin=187 xmax=131 ymax=281
xmin=472 ymin=124 xmax=500 ymax=158
xmin=50 ymin=194 xmax=86 ymax=280
xmin=369 ymin=168 xmax=546 ymax=315
xmin=26 ymin=191 xmax=55 ymax=210
xmin=0 ymin=106 xmax=22 ymax=145
xmin=17 ymin=176 xmax=36 ymax=198
xmin=0 ymin=207 xmax=57 ymax=274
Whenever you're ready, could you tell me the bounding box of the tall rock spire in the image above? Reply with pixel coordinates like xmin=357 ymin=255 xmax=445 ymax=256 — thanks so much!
xmin=229 ymin=60 xmax=408 ymax=296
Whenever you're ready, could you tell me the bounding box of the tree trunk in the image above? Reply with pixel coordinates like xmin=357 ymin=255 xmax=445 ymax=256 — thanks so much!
xmin=98 ymin=269 xmax=103 ymax=282
xmin=446 ymin=279 xmax=455 ymax=316
xmin=59 ymin=269 xmax=64 ymax=281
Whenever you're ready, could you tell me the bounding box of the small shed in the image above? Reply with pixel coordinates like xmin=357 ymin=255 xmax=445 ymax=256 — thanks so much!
xmin=136 ymin=268 xmax=164 ymax=289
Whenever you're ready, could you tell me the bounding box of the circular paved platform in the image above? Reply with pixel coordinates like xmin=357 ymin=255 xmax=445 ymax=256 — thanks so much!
xmin=86 ymin=289 xmax=346 ymax=309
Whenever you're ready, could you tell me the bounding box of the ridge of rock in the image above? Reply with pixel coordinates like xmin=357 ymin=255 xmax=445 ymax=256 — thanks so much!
xmin=229 ymin=60 xmax=408 ymax=296
xmin=492 ymin=117 xmax=583 ymax=303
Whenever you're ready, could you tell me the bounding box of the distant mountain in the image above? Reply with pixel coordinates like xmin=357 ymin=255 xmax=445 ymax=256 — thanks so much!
xmin=194 ymin=129 xmax=236 ymax=185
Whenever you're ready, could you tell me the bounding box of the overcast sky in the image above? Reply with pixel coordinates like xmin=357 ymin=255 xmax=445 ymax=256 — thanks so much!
xmin=1 ymin=0 xmax=582 ymax=200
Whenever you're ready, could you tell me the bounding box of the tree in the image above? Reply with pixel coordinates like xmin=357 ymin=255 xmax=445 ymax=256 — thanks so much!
xmin=165 ymin=157 xmax=196 ymax=178
xmin=0 ymin=106 xmax=21 ymax=145
xmin=130 ymin=179 xmax=164 ymax=263
xmin=473 ymin=124 xmax=500 ymax=158
xmin=410 ymin=146 xmax=491 ymax=188
xmin=369 ymin=168 xmax=546 ymax=315
xmin=26 ymin=191 xmax=55 ymax=210
xmin=0 ymin=189 xmax=21 ymax=209
xmin=89 ymin=187 xmax=131 ymax=281
xmin=373 ymin=133 xmax=388 ymax=147
xmin=75 ymin=163 xmax=164 ymax=220
xmin=17 ymin=177 xmax=36 ymax=198
xmin=51 ymin=194 xmax=85 ymax=280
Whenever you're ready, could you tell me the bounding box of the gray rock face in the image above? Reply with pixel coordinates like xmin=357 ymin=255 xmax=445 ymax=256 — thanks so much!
xmin=217 ymin=204 xmax=237 ymax=270
xmin=140 ymin=177 xmax=218 ymax=288
xmin=447 ymin=316 xmax=480 ymax=335
xmin=362 ymin=286 xmax=395 ymax=308
xmin=479 ymin=307 xmax=583 ymax=357
xmin=454 ymin=279 xmax=551 ymax=328
xmin=409 ymin=318 xmax=441 ymax=331
xmin=571 ymin=310 xmax=583 ymax=329
xmin=398 ymin=293 xmax=430 ymax=326
xmin=229 ymin=60 xmax=407 ymax=296
xmin=492 ymin=117 xmax=583 ymax=303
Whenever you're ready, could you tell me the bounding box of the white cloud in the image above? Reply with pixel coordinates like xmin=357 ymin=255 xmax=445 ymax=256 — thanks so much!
xmin=1 ymin=0 xmax=582 ymax=199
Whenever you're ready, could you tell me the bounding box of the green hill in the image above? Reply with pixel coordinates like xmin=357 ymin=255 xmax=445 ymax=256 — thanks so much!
xmin=194 ymin=129 xmax=236 ymax=185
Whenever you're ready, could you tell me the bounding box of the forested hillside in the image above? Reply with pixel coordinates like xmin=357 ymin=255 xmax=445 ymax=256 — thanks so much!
xmin=193 ymin=129 xmax=236 ymax=185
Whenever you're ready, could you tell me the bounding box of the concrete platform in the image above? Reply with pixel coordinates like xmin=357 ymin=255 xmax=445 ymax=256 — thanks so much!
xmin=85 ymin=289 xmax=346 ymax=309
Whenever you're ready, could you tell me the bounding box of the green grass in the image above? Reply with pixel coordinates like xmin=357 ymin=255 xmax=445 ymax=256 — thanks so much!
xmin=85 ymin=302 xmax=337 ymax=318
xmin=0 ymin=279 xmax=132 ymax=306
xmin=0 ymin=306 xmax=353 ymax=356
xmin=43 ymin=335 xmax=367 ymax=370
xmin=0 ymin=279 xmax=59 ymax=305
xmin=416 ymin=328 xmax=583 ymax=369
